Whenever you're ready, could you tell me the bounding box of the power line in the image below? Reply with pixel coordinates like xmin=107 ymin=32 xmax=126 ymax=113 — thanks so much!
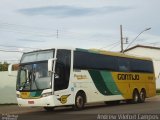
xmin=0 ymin=49 xmax=23 ymax=53
xmin=0 ymin=22 xmax=56 ymax=31
xmin=108 ymin=42 xmax=120 ymax=50
xmin=124 ymin=27 xmax=151 ymax=51
xmin=0 ymin=27 xmax=56 ymax=37
xmin=99 ymin=41 xmax=120 ymax=50
xmin=0 ymin=44 xmax=39 ymax=50
xmin=0 ymin=22 xmax=58 ymax=37
xmin=0 ymin=22 xmax=58 ymax=33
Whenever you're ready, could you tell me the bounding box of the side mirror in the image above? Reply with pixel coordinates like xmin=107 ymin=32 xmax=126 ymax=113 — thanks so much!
xmin=8 ymin=64 xmax=13 ymax=76
xmin=48 ymin=58 xmax=57 ymax=72
xmin=8 ymin=64 xmax=17 ymax=77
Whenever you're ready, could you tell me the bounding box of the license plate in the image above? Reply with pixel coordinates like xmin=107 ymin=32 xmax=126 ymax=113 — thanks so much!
xmin=28 ymin=101 xmax=34 ymax=104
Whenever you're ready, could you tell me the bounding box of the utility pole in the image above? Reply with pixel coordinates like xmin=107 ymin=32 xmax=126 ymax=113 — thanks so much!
xmin=120 ymin=25 xmax=128 ymax=53
xmin=120 ymin=25 xmax=123 ymax=52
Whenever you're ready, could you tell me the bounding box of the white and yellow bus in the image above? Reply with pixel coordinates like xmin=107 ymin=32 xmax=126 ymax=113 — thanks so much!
xmin=9 ymin=48 xmax=156 ymax=111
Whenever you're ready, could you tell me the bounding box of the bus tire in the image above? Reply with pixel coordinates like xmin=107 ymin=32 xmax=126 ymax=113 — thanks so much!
xmin=139 ymin=89 xmax=146 ymax=103
xmin=44 ymin=107 xmax=54 ymax=112
xmin=132 ymin=89 xmax=140 ymax=104
xmin=74 ymin=92 xmax=85 ymax=110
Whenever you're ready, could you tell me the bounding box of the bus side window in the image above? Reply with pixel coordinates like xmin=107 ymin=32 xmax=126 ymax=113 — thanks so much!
xmin=130 ymin=59 xmax=154 ymax=73
xmin=118 ymin=57 xmax=130 ymax=72
xmin=55 ymin=63 xmax=64 ymax=79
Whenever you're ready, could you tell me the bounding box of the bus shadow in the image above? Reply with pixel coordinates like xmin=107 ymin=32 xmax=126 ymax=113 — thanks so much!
xmin=22 ymin=101 xmax=145 ymax=115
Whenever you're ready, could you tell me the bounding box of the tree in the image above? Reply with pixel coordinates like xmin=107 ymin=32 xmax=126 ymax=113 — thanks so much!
xmin=0 ymin=62 xmax=9 ymax=71
xmin=0 ymin=64 xmax=2 ymax=71
xmin=0 ymin=62 xmax=19 ymax=71
xmin=13 ymin=64 xmax=19 ymax=71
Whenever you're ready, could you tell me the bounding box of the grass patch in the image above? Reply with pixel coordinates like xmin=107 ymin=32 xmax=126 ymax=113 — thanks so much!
xmin=156 ymin=89 xmax=160 ymax=95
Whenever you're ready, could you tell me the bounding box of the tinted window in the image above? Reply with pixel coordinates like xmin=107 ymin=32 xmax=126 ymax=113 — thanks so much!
xmin=54 ymin=49 xmax=71 ymax=91
xmin=74 ymin=50 xmax=153 ymax=73
xmin=74 ymin=51 xmax=117 ymax=71
xmin=130 ymin=59 xmax=153 ymax=73
xmin=118 ymin=57 xmax=130 ymax=72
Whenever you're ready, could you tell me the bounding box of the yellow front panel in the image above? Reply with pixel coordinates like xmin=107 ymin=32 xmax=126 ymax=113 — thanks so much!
xmin=20 ymin=92 xmax=30 ymax=99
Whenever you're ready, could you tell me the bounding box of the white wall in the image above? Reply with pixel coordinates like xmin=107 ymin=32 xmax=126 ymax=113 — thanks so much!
xmin=0 ymin=71 xmax=17 ymax=104
xmin=125 ymin=47 xmax=160 ymax=89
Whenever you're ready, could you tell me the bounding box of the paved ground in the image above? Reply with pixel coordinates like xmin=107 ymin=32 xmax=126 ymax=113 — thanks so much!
xmin=0 ymin=95 xmax=160 ymax=120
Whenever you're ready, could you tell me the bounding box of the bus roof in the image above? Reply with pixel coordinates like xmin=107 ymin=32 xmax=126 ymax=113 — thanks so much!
xmin=23 ymin=48 xmax=152 ymax=61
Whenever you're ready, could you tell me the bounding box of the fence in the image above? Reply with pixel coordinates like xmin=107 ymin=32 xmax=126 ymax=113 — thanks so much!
xmin=0 ymin=71 xmax=17 ymax=104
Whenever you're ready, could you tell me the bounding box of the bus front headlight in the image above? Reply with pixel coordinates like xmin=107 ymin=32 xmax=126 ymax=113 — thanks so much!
xmin=41 ymin=92 xmax=52 ymax=97
xmin=16 ymin=94 xmax=21 ymax=98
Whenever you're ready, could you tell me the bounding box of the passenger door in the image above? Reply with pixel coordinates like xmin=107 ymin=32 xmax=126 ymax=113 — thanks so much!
xmin=53 ymin=50 xmax=74 ymax=106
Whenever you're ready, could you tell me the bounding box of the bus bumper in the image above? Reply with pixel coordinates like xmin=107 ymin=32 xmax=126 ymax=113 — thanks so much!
xmin=17 ymin=95 xmax=55 ymax=107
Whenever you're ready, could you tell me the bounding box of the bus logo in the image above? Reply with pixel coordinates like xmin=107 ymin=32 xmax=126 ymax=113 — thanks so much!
xmin=57 ymin=94 xmax=71 ymax=104
xmin=74 ymin=74 xmax=88 ymax=80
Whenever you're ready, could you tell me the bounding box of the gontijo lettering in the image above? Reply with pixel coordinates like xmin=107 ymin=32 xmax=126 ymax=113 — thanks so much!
xmin=118 ymin=74 xmax=139 ymax=80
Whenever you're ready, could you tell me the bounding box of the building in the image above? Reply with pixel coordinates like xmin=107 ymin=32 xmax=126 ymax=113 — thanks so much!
xmin=124 ymin=45 xmax=160 ymax=89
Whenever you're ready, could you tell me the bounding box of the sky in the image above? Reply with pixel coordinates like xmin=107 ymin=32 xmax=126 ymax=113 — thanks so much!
xmin=0 ymin=0 xmax=160 ymax=63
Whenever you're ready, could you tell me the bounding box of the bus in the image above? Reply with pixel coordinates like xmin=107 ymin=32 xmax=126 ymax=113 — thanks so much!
xmin=9 ymin=48 xmax=156 ymax=111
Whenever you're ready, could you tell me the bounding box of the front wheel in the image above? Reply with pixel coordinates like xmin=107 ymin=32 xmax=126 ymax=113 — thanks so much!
xmin=74 ymin=93 xmax=85 ymax=110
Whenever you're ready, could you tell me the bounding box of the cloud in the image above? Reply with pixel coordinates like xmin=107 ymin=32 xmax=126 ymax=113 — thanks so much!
xmin=18 ymin=5 xmax=131 ymax=18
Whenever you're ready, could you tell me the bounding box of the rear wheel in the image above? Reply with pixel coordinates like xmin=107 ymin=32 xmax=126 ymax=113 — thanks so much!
xmin=44 ymin=107 xmax=54 ymax=112
xmin=132 ymin=90 xmax=140 ymax=104
xmin=139 ymin=89 xmax=146 ymax=103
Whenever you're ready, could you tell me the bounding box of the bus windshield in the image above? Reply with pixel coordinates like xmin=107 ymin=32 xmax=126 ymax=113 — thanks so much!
xmin=17 ymin=62 xmax=52 ymax=91
xmin=17 ymin=50 xmax=54 ymax=91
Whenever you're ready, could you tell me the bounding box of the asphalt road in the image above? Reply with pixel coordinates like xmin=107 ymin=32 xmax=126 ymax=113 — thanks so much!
xmin=0 ymin=95 xmax=160 ymax=120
